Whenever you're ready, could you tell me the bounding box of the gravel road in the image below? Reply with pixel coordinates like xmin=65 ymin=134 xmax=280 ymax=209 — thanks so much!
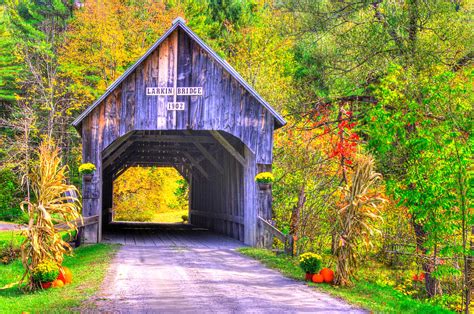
xmin=92 ymin=245 xmax=366 ymax=313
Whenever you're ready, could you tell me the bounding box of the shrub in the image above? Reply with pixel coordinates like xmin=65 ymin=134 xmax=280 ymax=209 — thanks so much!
xmin=299 ymin=252 xmax=322 ymax=274
xmin=0 ymin=242 xmax=20 ymax=264
xmin=255 ymin=172 xmax=274 ymax=183
xmin=78 ymin=163 xmax=96 ymax=174
xmin=0 ymin=168 xmax=23 ymax=221
xmin=32 ymin=260 xmax=59 ymax=283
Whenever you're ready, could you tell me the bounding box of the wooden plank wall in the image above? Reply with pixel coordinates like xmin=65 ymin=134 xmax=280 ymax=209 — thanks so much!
xmin=190 ymin=142 xmax=246 ymax=242
xmin=80 ymin=27 xmax=274 ymax=244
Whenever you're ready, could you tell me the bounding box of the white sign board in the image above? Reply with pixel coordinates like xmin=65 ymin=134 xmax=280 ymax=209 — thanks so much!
xmin=146 ymin=87 xmax=203 ymax=96
xmin=167 ymin=102 xmax=185 ymax=111
xmin=146 ymin=87 xmax=174 ymax=96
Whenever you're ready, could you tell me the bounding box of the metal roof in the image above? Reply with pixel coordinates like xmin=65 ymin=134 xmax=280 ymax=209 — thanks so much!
xmin=72 ymin=17 xmax=286 ymax=129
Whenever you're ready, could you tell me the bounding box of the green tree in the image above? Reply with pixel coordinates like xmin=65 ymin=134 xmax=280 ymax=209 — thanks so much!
xmin=285 ymin=0 xmax=472 ymax=303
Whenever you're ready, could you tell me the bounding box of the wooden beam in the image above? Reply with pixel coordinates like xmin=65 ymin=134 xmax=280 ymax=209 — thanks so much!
xmin=103 ymin=140 xmax=135 ymax=168
xmin=210 ymin=131 xmax=245 ymax=166
xmin=102 ymin=131 xmax=134 ymax=160
xmin=190 ymin=210 xmax=244 ymax=224
xmin=184 ymin=131 xmax=224 ymax=174
xmin=182 ymin=151 xmax=209 ymax=179
xmin=133 ymin=136 xmax=215 ymax=144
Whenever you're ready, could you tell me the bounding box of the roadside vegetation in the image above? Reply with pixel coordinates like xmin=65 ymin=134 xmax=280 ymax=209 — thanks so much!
xmin=239 ymin=248 xmax=455 ymax=313
xmin=0 ymin=241 xmax=118 ymax=313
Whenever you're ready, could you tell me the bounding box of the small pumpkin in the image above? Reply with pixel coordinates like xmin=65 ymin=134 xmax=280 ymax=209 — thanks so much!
xmin=52 ymin=279 xmax=64 ymax=288
xmin=312 ymin=273 xmax=324 ymax=283
xmin=320 ymin=268 xmax=334 ymax=283
xmin=305 ymin=272 xmax=313 ymax=281
xmin=58 ymin=267 xmax=73 ymax=284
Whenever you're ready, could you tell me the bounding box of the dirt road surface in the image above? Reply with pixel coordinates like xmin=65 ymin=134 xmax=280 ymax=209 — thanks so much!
xmin=92 ymin=238 xmax=365 ymax=313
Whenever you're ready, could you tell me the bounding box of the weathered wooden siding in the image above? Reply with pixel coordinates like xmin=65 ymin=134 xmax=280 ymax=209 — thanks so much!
xmin=80 ymin=26 xmax=276 ymax=245
xmin=190 ymin=141 xmax=246 ymax=241
xmin=81 ymin=29 xmax=274 ymax=164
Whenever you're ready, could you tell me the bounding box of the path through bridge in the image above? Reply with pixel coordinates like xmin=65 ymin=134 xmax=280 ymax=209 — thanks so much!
xmin=92 ymin=224 xmax=365 ymax=313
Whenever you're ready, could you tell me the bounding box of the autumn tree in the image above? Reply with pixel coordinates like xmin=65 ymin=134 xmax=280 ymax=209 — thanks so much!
xmin=284 ymin=0 xmax=473 ymax=304
xmin=59 ymin=0 xmax=184 ymax=112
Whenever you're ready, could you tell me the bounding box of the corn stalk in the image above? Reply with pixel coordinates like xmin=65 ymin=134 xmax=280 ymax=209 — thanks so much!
xmin=334 ymin=155 xmax=386 ymax=286
xmin=20 ymin=139 xmax=82 ymax=290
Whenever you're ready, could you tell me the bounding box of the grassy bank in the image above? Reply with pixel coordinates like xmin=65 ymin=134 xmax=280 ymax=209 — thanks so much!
xmin=0 ymin=242 xmax=119 ymax=313
xmin=238 ymin=247 xmax=453 ymax=314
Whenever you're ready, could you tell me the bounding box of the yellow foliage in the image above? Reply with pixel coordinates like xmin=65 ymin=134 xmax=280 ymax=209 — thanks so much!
xmin=113 ymin=167 xmax=188 ymax=222
xmin=59 ymin=0 xmax=184 ymax=111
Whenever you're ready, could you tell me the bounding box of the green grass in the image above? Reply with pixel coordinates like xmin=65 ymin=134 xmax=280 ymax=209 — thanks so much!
xmin=151 ymin=209 xmax=188 ymax=223
xmin=0 ymin=229 xmax=77 ymax=248
xmin=0 ymin=243 xmax=119 ymax=313
xmin=238 ymin=247 xmax=453 ymax=314
xmin=0 ymin=230 xmax=24 ymax=247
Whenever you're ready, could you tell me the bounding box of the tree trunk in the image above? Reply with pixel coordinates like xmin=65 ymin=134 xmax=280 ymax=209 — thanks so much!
xmin=466 ymin=225 xmax=473 ymax=314
xmin=413 ymin=222 xmax=442 ymax=297
xmin=289 ymin=185 xmax=305 ymax=254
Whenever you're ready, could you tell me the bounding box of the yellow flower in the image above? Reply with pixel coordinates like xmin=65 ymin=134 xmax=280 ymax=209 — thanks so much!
xmin=79 ymin=163 xmax=96 ymax=174
xmin=255 ymin=172 xmax=274 ymax=183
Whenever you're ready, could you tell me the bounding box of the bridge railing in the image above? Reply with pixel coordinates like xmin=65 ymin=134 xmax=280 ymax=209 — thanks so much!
xmin=257 ymin=216 xmax=295 ymax=256
xmin=54 ymin=215 xmax=99 ymax=247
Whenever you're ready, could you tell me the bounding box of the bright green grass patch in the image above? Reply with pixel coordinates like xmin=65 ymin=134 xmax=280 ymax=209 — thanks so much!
xmin=0 ymin=229 xmax=77 ymax=247
xmin=0 ymin=230 xmax=24 ymax=247
xmin=0 ymin=243 xmax=119 ymax=313
xmin=152 ymin=209 xmax=188 ymax=223
xmin=238 ymin=247 xmax=453 ymax=314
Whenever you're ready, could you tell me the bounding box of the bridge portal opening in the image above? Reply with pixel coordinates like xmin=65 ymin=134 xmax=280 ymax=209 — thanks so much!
xmin=111 ymin=166 xmax=189 ymax=224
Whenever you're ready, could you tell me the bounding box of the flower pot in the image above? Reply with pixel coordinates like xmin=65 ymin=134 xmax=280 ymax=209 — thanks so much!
xmin=83 ymin=174 xmax=93 ymax=182
xmin=41 ymin=282 xmax=52 ymax=289
xmin=305 ymin=272 xmax=314 ymax=281
xmin=257 ymin=182 xmax=271 ymax=191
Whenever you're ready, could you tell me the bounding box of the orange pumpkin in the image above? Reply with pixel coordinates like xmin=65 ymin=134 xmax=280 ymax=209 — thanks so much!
xmin=59 ymin=267 xmax=73 ymax=284
xmin=312 ymin=273 xmax=324 ymax=283
xmin=320 ymin=268 xmax=334 ymax=283
xmin=52 ymin=279 xmax=64 ymax=288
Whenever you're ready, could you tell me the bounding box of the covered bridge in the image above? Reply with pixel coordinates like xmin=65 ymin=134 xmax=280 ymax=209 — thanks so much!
xmin=72 ymin=18 xmax=286 ymax=246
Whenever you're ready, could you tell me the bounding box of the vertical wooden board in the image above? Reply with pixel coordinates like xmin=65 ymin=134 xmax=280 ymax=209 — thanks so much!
xmin=176 ymin=29 xmax=192 ymax=129
xmin=208 ymin=58 xmax=218 ymax=129
xmin=220 ymin=71 xmax=231 ymax=131
xmin=103 ymin=97 xmax=112 ymax=148
xmin=96 ymin=104 xmax=105 ymax=242
xmin=145 ymin=49 xmax=159 ymax=130
xmin=166 ymin=30 xmax=178 ymax=129
xmin=225 ymin=79 xmax=239 ymax=133
xmin=157 ymin=37 xmax=170 ymax=129
xmin=134 ymin=63 xmax=144 ymax=130
xmin=122 ymin=73 xmax=136 ymax=134
xmin=256 ymin=110 xmax=274 ymax=164
xmin=243 ymin=146 xmax=257 ymax=246
xmin=83 ymin=108 xmax=101 ymax=243
xmin=113 ymin=87 xmax=123 ymax=138
xmin=111 ymin=90 xmax=120 ymax=146
xmin=190 ymin=44 xmax=206 ymax=129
